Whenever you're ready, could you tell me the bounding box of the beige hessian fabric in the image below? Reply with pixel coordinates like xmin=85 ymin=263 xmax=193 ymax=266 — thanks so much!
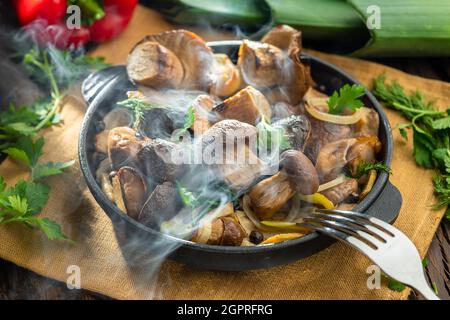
xmin=0 ymin=6 xmax=448 ymax=300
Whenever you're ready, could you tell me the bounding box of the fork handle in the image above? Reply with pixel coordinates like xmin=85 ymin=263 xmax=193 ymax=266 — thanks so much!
xmin=413 ymin=280 xmax=440 ymax=300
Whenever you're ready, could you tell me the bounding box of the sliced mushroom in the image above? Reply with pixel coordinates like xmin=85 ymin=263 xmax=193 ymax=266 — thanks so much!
xmin=212 ymin=86 xmax=271 ymax=125
xmin=353 ymin=107 xmax=380 ymax=137
xmin=272 ymin=114 xmax=311 ymax=151
xmin=116 ymin=166 xmax=148 ymax=220
xmin=137 ymin=138 xmax=186 ymax=184
xmin=103 ymin=108 xmax=133 ymax=130
xmin=191 ymin=94 xmax=216 ymax=135
xmin=320 ymin=178 xmax=358 ymax=206
xmin=315 ymin=135 xmax=382 ymax=182
xmin=315 ymin=138 xmax=357 ymax=183
xmin=128 ymin=30 xmax=214 ymax=90
xmin=138 ymin=181 xmax=183 ymax=228
xmin=238 ymin=40 xmax=285 ymax=88
xmin=249 ymin=149 xmax=319 ymax=219
xmin=108 ymin=127 xmax=147 ymax=170
xmin=127 ymin=40 xmax=183 ymax=88
xmin=302 ymin=101 xmax=353 ymax=163
xmin=200 ymin=119 xmax=267 ymax=191
xmin=347 ymin=135 xmax=382 ymax=176
xmin=192 ymin=214 xmax=246 ymax=246
xmin=210 ymin=54 xmax=241 ymax=97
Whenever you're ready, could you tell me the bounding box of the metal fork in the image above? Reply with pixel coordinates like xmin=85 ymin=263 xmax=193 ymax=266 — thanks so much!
xmin=298 ymin=208 xmax=440 ymax=300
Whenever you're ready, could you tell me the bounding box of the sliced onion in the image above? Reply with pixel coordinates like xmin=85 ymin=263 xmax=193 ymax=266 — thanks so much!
xmin=317 ymin=174 xmax=348 ymax=192
xmin=305 ymin=102 xmax=362 ymax=125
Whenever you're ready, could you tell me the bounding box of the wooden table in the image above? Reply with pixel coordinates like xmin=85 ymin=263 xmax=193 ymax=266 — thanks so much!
xmin=0 ymin=4 xmax=449 ymax=300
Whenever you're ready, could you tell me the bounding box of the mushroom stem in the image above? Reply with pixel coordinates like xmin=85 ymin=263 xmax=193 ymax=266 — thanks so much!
xmin=248 ymin=171 xmax=295 ymax=219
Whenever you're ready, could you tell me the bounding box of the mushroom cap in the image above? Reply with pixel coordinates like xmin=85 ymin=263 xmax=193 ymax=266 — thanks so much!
xmin=273 ymin=114 xmax=311 ymax=151
xmin=108 ymin=127 xmax=146 ymax=170
xmin=117 ymin=166 xmax=148 ymax=220
xmin=280 ymin=149 xmax=319 ymax=195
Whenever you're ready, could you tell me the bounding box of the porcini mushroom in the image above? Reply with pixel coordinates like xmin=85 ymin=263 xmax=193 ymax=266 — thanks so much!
xmin=192 ymin=214 xmax=246 ymax=246
xmin=272 ymin=114 xmax=311 ymax=151
xmin=201 ymin=119 xmax=267 ymax=191
xmin=108 ymin=127 xmax=147 ymax=170
xmin=212 ymin=86 xmax=271 ymax=125
xmin=114 ymin=166 xmax=148 ymax=220
xmin=138 ymin=181 xmax=183 ymax=228
xmin=137 ymin=138 xmax=187 ymax=184
xmin=127 ymin=30 xmax=215 ymax=90
xmin=249 ymin=149 xmax=319 ymax=219
xmin=238 ymin=25 xmax=312 ymax=105
xmin=210 ymin=53 xmax=242 ymax=97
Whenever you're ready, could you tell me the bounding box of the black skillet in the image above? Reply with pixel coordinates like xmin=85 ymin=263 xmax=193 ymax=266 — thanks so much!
xmin=79 ymin=40 xmax=402 ymax=271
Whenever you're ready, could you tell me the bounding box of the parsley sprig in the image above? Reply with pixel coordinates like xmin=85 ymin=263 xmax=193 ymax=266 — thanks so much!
xmin=372 ymin=74 xmax=450 ymax=221
xmin=327 ymin=84 xmax=365 ymax=114
xmin=0 ymin=46 xmax=107 ymax=240
xmin=0 ymin=136 xmax=74 ymax=241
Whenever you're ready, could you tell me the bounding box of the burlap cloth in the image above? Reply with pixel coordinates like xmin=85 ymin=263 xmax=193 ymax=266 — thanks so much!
xmin=0 ymin=7 xmax=448 ymax=300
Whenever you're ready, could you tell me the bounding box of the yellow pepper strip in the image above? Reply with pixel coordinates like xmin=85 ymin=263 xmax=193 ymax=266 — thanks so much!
xmin=298 ymin=193 xmax=334 ymax=209
xmin=260 ymin=233 xmax=304 ymax=245
xmin=260 ymin=220 xmax=309 ymax=233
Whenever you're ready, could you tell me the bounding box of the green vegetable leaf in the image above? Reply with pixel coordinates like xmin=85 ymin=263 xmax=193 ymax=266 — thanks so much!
xmin=183 ymin=106 xmax=196 ymax=131
xmin=413 ymin=130 xmax=434 ymax=168
xmin=445 ymin=207 xmax=450 ymax=222
xmin=355 ymin=161 xmax=392 ymax=178
xmin=3 ymin=147 xmax=30 ymax=166
xmin=394 ymin=123 xmax=412 ymax=141
xmin=28 ymin=217 xmax=72 ymax=242
xmin=25 ymin=182 xmax=50 ymax=214
xmin=11 ymin=136 xmax=45 ymax=168
xmin=33 ymin=160 xmax=75 ymax=181
xmin=431 ymin=116 xmax=450 ymax=130
xmin=327 ymin=84 xmax=365 ymax=114
xmin=176 ymin=181 xmax=199 ymax=208
xmin=7 ymin=195 xmax=28 ymax=215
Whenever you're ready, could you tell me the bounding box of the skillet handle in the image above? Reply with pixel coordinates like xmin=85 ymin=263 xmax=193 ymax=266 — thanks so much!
xmin=364 ymin=180 xmax=402 ymax=224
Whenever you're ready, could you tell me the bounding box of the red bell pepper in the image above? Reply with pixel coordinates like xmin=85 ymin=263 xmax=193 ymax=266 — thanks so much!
xmin=90 ymin=0 xmax=138 ymax=42
xmin=12 ymin=0 xmax=137 ymax=49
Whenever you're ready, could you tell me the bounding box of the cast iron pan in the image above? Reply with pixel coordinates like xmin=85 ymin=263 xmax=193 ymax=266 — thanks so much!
xmin=79 ymin=40 xmax=402 ymax=271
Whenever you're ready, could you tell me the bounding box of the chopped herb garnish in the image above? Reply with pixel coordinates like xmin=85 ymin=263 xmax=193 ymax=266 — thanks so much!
xmin=355 ymin=161 xmax=392 ymax=179
xmin=327 ymin=84 xmax=365 ymax=114
xmin=117 ymin=97 xmax=159 ymax=129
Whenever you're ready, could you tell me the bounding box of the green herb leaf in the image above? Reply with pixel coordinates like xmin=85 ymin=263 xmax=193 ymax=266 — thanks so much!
xmin=117 ymin=97 xmax=160 ymax=129
xmin=327 ymin=84 xmax=365 ymax=114
xmin=3 ymin=147 xmax=30 ymax=166
xmin=7 ymin=195 xmax=28 ymax=215
xmin=431 ymin=116 xmax=450 ymax=130
xmin=394 ymin=123 xmax=412 ymax=140
xmin=33 ymin=160 xmax=75 ymax=181
xmin=25 ymin=182 xmax=50 ymax=214
xmin=355 ymin=161 xmax=392 ymax=178
xmin=183 ymin=106 xmax=196 ymax=130
xmin=28 ymin=217 xmax=72 ymax=242
xmin=176 ymin=181 xmax=199 ymax=208
xmin=413 ymin=130 xmax=434 ymax=168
